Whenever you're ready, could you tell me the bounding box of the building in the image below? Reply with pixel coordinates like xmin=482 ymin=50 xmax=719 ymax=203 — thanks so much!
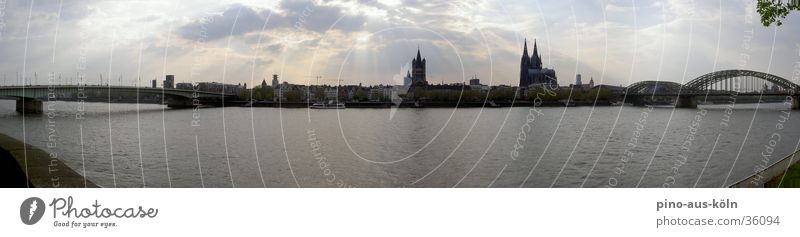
xmin=403 ymin=71 xmax=412 ymax=87
xmin=271 ymin=74 xmax=279 ymax=88
xmin=163 ymin=75 xmax=175 ymax=89
xmin=368 ymin=87 xmax=384 ymax=102
xmin=191 ymin=82 xmax=244 ymax=94
xmin=176 ymin=82 xmax=193 ymax=90
xmin=274 ymin=81 xmax=288 ymax=102
xmin=323 ymin=87 xmax=338 ymax=100
xmin=367 ymin=85 xmax=394 ymax=102
xmin=151 ymin=79 xmax=157 ymax=88
xmin=570 ymin=75 xmax=595 ymax=90
xmin=469 ymin=75 xmax=480 ymax=86
xmin=519 ymin=39 xmax=558 ymax=88
xmin=410 ymin=48 xmax=427 ymax=86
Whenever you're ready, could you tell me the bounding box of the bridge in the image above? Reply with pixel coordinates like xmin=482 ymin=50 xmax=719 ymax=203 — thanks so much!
xmin=625 ymin=69 xmax=800 ymax=110
xmin=0 ymin=85 xmax=239 ymax=113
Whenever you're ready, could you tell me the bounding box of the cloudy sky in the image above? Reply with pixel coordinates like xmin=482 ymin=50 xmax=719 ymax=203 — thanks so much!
xmin=0 ymin=0 xmax=798 ymax=87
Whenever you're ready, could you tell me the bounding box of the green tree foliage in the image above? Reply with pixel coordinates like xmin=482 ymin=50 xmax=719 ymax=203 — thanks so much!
xmin=284 ymin=89 xmax=303 ymax=101
xmin=527 ymin=87 xmax=561 ymax=101
xmin=526 ymin=87 xmax=615 ymax=102
xmin=313 ymin=87 xmax=325 ymax=101
xmin=487 ymin=87 xmax=515 ymax=101
xmin=400 ymin=86 xmax=618 ymax=103
xmin=239 ymin=88 xmax=252 ymax=100
xmin=353 ymin=89 xmax=368 ymax=101
xmin=757 ymin=0 xmax=800 ymax=26
xmin=460 ymin=90 xmax=483 ymax=102
xmin=240 ymin=85 xmax=274 ymax=101
xmin=260 ymin=80 xmax=269 ymax=98
xmin=264 ymin=87 xmax=274 ymax=100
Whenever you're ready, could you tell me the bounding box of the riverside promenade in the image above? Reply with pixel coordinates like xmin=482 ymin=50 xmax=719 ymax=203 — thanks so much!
xmin=0 ymin=133 xmax=97 ymax=188
xmin=730 ymin=149 xmax=800 ymax=188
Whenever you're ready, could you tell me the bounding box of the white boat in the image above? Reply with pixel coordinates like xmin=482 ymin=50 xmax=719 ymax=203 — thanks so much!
xmin=310 ymin=100 xmax=345 ymax=109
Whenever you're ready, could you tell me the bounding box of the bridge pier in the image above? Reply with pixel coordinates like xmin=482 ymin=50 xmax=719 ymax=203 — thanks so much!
xmin=627 ymin=95 xmax=646 ymax=106
xmin=675 ymin=95 xmax=697 ymax=109
xmin=15 ymin=99 xmax=42 ymax=114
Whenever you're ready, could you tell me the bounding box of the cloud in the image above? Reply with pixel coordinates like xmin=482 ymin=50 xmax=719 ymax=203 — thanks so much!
xmin=178 ymin=4 xmax=272 ymax=41
xmin=280 ymin=1 xmax=367 ymax=33
xmin=0 ymin=0 xmax=799 ymax=88
xmin=605 ymin=2 xmax=636 ymax=14
xmin=177 ymin=1 xmax=368 ymax=42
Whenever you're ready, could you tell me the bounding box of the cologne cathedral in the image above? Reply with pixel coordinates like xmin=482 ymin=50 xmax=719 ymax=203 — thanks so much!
xmin=519 ymin=39 xmax=558 ymax=87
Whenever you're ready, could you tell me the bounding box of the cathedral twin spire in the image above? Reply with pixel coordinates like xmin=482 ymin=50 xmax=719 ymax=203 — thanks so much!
xmin=522 ymin=38 xmax=542 ymax=70
xmin=520 ymin=38 xmax=556 ymax=87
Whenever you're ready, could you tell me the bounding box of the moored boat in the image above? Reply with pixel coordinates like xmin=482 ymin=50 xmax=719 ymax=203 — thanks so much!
xmin=310 ymin=100 xmax=345 ymax=109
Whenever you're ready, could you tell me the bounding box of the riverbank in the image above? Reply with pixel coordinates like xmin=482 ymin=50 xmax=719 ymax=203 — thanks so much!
xmin=241 ymin=100 xmax=616 ymax=108
xmin=730 ymin=149 xmax=800 ymax=188
xmin=0 ymin=133 xmax=98 ymax=188
xmin=765 ymin=152 xmax=800 ymax=188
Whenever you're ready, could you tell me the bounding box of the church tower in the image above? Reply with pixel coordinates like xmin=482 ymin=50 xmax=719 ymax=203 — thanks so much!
xmin=531 ymin=39 xmax=542 ymax=69
xmin=520 ymin=39 xmax=531 ymax=86
xmin=519 ymin=38 xmax=557 ymax=87
xmin=411 ymin=48 xmax=427 ymax=86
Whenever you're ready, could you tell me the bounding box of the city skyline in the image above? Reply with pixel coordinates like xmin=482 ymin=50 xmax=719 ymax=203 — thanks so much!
xmin=0 ymin=1 xmax=799 ymax=88
xmin=2 ymin=2 xmax=800 ymax=236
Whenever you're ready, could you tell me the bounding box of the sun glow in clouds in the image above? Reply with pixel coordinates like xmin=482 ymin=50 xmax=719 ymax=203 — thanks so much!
xmin=0 ymin=1 xmax=797 ymax=87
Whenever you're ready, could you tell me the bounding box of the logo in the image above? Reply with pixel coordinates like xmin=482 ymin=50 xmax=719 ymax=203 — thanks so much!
xmin=389 ymin=62 xmax=411 ymax=120
xmin=20 ymin=197 xmax=45 ymax=225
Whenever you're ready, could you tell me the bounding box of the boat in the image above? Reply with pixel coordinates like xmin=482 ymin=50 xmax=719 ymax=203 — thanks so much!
xmin=310 ymin=100 xmax=345 ymax=109
xmin=610 ymin=101 xmax=633 ymax=106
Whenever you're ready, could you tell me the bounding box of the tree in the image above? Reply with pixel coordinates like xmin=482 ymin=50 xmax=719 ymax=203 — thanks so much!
xmin=250 ymin=87 xmax=264 ymax=100
xmin=260 ymin=80 xmax=268 ymax=98
xmin=264 ymin=87 xmax=274 ymax=100
xmin=757 ymin=0 xmax=800 ymax=26
xmin=284 ymin=90 xmax=303 ymax=101
xmin=240 ymin=88 xmax=252 ymax=100
xmin=488 ymin=87 xmax=514 ymax=101
xmin=527 ymin=87 xmax=561 ymax=101
xmin=353 ymin=89 xmax=368 ymax=101
xmin=314 ymin=87 xmax=325 ymax=101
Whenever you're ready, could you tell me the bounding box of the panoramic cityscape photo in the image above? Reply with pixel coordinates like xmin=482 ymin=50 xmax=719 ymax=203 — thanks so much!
xmin=0 ymin=0 xmax=799 ymax=189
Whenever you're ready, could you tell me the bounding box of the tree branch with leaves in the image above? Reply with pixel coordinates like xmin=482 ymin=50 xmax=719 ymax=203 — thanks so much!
xmin=757 ymin=0 xmax=800 ymax=26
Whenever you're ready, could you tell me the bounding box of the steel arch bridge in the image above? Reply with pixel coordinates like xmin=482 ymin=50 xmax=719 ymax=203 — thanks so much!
xmin=683 ymin=69 xmax=799 ymax=93
xmin=624 ymin=69 xmax=799 ymax=109
xmin=626 ymin=81 xmax=683 ymax=94
xmin=627 ymin=70 xmax=799 ymax=95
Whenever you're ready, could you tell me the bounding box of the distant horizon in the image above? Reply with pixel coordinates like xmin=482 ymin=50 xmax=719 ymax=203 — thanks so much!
xmin=0 ymin=72 xmax=627 ymax=88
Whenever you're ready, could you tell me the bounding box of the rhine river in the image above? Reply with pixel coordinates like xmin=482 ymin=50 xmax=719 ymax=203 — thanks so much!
xmin=0 ymin=100 xmax=797 ymax=188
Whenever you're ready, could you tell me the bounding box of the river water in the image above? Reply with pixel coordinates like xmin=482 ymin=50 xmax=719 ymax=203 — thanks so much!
xmin=0 ymin=100 xmax=797 ymax=188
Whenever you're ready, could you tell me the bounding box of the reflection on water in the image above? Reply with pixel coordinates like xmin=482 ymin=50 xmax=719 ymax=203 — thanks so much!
xmin=0 ymin=100 xmax=796 ymax=188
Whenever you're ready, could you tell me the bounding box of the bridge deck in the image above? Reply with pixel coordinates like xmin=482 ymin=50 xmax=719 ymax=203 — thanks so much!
xmin=0 ymin=85 xmax=238 ymax=100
